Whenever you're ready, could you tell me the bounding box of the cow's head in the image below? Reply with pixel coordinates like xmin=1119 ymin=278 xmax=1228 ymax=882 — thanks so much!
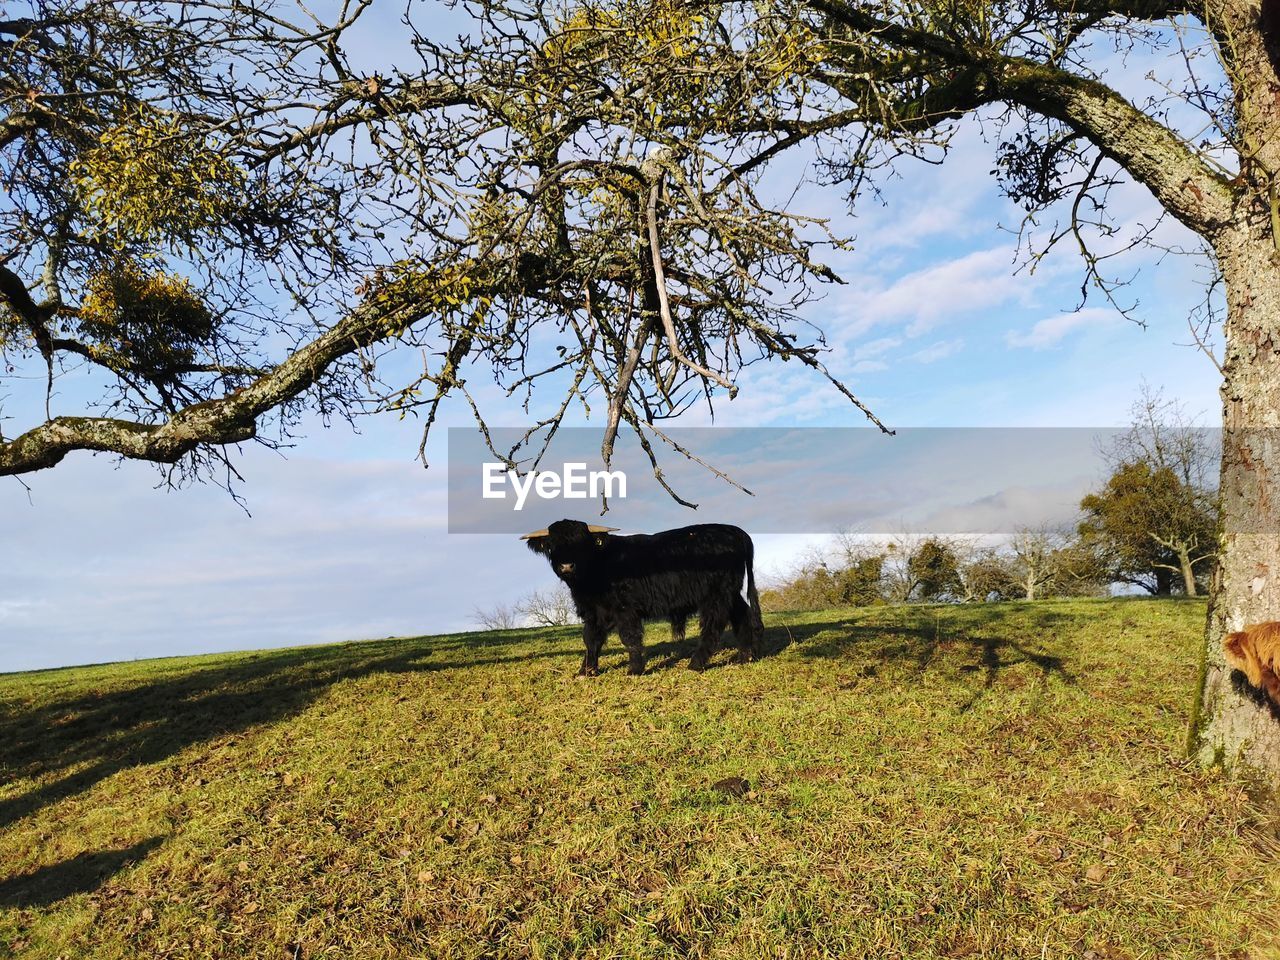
xmin=1224 ymin=625 xmax=1279 ymax=689
xmin=521 ymin=519 xmax=617 ymax=582
xmin=1225 ymin=630 xmax=1261 ymax=687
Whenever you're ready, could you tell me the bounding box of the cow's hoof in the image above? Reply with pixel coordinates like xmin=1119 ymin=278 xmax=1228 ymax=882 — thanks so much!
xmin=578 ymin=666 xmax=599 ymax=678
xmin=688 ymin=657 xmax=707 ymax=672
xmin=735 ymin=650 xmax=755 ymax=664
xmin=627 ymin=665 xmax=645 ymax=676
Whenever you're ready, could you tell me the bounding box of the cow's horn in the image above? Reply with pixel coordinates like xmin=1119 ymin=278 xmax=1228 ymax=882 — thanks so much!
xmin=519 ymin=528 xmax=550 ymax=539
xmin=587 ymin=525 xmax=619 ymax=533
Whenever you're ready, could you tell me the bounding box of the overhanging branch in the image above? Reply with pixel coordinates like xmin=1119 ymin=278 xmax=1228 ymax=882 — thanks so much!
xmin=994 ymin=59 xmax=1236 ymax=233
xmin=806 ymin=0 xmax=1237 ymax=236
xmin=0 ymin=294 xmax=430 ymax=475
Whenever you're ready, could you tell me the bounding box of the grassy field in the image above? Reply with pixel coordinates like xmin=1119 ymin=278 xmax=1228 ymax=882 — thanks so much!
xmin=0 ymin=598 xmax=1277 ymax=959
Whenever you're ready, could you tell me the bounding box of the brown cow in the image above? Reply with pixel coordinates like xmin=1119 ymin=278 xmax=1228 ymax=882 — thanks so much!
xmin=1223 ymin=621 xmax=1280 ymax=707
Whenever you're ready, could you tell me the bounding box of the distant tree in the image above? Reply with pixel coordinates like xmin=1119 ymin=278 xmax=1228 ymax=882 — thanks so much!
xmin=876 ymin=535 xmax=963 ymax=603
xmin=1003 ymin=527 xmax=1054 ymax=601
xmin=759 ymin=554 xmax=885 ymax=611
xmin=956 ymin=547 xmax=1021 ymax=603
xmin=518 ymin=587 xmax=580 ymax=627
xmin=759 ymin=535 xmax=889 ymax=611
xmin=879 ymin=539 xmax=916 ymax=605
xmin=475 ymin=586 xmax=579 ymax=628
xmin=757 ymin=583 xmax=802 ymax=614
xmin=1046 ymin=541 xmax=1112 ymax=600
xmin=766 ymin=532 xmax=1106 ymax=607
xmin=906 ymin=538 xmax=963 ymax=603
xmin=1079 ymin=460 xmax=1217 ymax=597
xmin=473 ymin=602 xmax=522 ymax=631
xmin=1101 ymin=387 xmax=1220 ymax=597
xmin=1108 ymin=386 xmax=1218 ymax=493
xmin=1008 ymin=526 xmax=1106 ymax=600
xmin=835 ymin=554 xmax=886 ymax=607
xmin=1009 ymin=528 xmax=1063 ymax=601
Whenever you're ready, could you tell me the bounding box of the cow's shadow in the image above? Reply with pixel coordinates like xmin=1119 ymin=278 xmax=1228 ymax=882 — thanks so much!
xmin=1229 ymin=669 xmax=1280 ymax=720
xmin=636 ymin=620 xmax=790 ymax=673
xmin=632 ymin=612 xmax=861 ymax=673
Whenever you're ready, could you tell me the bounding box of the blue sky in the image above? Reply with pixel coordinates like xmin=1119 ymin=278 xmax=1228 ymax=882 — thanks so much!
xmin=0 ymin=9 xmax=1226 ymax=671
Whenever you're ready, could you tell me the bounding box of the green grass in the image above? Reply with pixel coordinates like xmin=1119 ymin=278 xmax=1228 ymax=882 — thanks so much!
xmin=1 ymin=598 xmax=1277 ymax=959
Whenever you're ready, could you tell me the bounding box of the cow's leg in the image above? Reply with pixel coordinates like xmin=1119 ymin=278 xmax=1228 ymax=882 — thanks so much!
xmin=670 ymin=616 xmax=686 ymax=645
xmin=689 ymin=602 xmax=727 ymax=671
xmin=730 ymin=595 xmax=755 ymax=664
xmin=618 ymin=615 xmax=646 ymax=676
xmin=580 ymin=617 xmax=607 ymax=677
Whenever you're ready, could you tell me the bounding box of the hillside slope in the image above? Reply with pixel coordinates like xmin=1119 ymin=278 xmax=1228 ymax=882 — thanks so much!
xmin=0 ymin=598 xmax=1277 ymax=959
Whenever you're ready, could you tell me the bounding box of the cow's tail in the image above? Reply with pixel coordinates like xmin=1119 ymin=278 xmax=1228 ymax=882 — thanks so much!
xmin=745 ymin=536 xmax=764 ymax=646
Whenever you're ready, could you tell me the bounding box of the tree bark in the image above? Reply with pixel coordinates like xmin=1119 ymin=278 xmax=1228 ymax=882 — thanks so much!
xmin=1191 ymin=228 xmax=1280 ymax=792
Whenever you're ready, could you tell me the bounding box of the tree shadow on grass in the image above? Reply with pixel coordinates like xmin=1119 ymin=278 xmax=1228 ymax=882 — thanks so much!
xmin=0 ymin=837 xmax=164 ymax=908
xmin=0 ymin=628 xmax=592 ymax=909
xmin=0 ymin=629 xmax=573 ymax=831
xmin=948 ymin=633 xmax=1072 ymax=712
xmin=745 ymin=604 xmax=1077 ymax=710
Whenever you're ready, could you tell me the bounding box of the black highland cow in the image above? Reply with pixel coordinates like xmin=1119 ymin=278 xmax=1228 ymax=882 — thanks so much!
xmin=522 ymin=519 xmax=764 ymax=676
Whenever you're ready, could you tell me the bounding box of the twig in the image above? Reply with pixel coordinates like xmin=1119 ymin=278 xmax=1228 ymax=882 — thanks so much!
xmin=642 ymin=420 xmax=754 ymax=496
xmin=1185 ymin=312 xmax=1225 ymax=378
xmin=646 ymin=177 xmax=737 ymax=396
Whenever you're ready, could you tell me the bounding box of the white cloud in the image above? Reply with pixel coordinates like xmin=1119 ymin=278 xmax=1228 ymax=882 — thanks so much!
xmin=852 ymin=359 xmax=888 ymax=373
xmin=917 ymin=482 xmax=1094 ymax=534
xmin=853 ymin=336 xmax=902 ymax=360
xmin=832 ymin=246 xmax=1041 ymax=340
xmin=910 ymin=339 xmax=965 ymax=364
xmin=839 ymin=119 xmax=1004 ymax=252
xmin=1005 ymin=307 xmax=1122 ymax=350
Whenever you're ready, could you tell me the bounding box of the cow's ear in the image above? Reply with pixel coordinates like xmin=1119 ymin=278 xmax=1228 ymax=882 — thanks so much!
xmin=521 ymin=528 xmax=551 ymax=554
xmin=595 ymin=536 xmax=606 ymax=547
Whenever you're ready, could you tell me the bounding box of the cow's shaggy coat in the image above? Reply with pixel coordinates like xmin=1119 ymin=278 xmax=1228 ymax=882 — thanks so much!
xmin=1224 ymin=621 xmax=1280 ymax=710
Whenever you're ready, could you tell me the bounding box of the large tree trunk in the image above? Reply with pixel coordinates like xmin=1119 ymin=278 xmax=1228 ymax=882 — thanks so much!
xmin=1191 ymin=228 xmax=1280 ymax=792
